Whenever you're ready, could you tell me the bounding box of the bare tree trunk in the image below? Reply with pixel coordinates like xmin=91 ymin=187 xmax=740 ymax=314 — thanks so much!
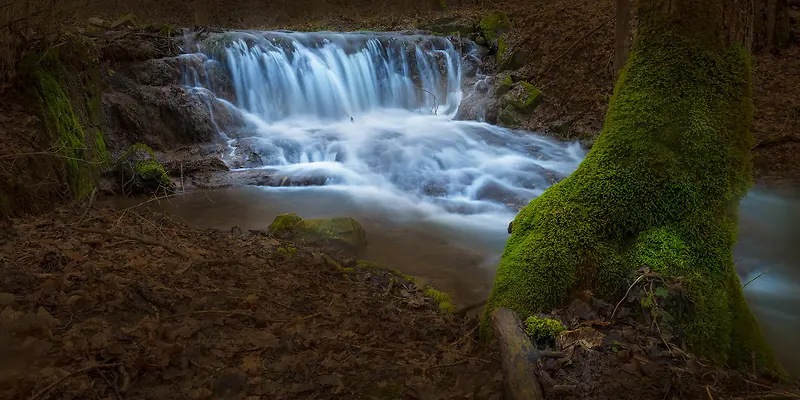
xmin=194 ymin=0 xmax=209 ymax=26
xmin=613 ymin=0 xmax=631 ymax=75
xmin=753 ymin=0 xmax=790 ymax=51
xmin=766 ymin=0 xmax=777 ymax=46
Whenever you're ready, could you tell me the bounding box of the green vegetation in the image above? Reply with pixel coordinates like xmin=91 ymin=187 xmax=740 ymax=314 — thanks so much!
xmin=424 ymin=288 xmax=456 ymax=313
xmin=524 ymin=316 xmax=566 ymax=340
xmin=508 ymin=81 xmax=541 ymax=112
xmin=478 ymin=11 xmax=510 ymax=43
xmin=24 ymin=36 xmax=109 ymax=199
xmin=277 ymin=243 xmax=297 ymax=259
xmin=483 ymin=24 xmax=780 ymax=374
xmin=268 ymin=213 xmax=367 ymax=251
xmin=117 ymin=143 xmax=172 ymax=193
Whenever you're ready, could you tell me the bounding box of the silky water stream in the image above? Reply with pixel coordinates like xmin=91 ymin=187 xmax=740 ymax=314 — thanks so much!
xmin=116 ymin=30 xmax=800 ymax=373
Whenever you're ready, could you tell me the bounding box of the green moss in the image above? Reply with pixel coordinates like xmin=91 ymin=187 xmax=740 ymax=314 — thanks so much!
xmin=23 ymin=35 xmax=108 ymax=200
xmin=268 ymin=214 xmax=366 ymax=250
xmin=268 ymin=213 xmax=303 ymax=234
xmin=495 ymin=36 xmax=509 ymax=64
xmin=424 ymin=288 xmax=456 ymax=313
xmin=277 ymin=243 xmax=297 ymax=259
xmin=324 ymin=254 xmax=353 ymax=272
xmin=356 ymin=260 xmax=417 ymax=283
xmin=482 ymin=27 xmax=780 ymax=374
xmin=498 ymin=107 xmax=520 ymax=127
xmin=479 ymin=11 xmax=510 ymax=43
xmin=511 ymin=81 xmax=542 ymax=112
xmin=33 ymin=70 xmax=93 ymax=198
xmin=524 ymin=316 xmax=566 ymax=340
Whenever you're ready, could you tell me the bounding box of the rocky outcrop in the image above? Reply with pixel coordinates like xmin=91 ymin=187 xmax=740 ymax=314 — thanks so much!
xmin=102 ymin=81 xmax=245 ymax=151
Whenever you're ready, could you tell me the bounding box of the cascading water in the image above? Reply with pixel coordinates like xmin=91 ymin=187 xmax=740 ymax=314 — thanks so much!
xmin=179 ymin=30 xmax=585 ymax=223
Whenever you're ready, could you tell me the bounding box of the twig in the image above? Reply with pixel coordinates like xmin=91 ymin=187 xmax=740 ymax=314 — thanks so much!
xmin=611 ymin=274 xmax=645 ymax=320
xmin=706 ymin=386 xmax=714 ymax=400
xmin=98 ymin=370 xmax=123 ymax=400
xmin=741 ymin=270 xmax=769 ymax=289
xmin=29 ymin=363 xmax=122 ymax=400
xmin=74 ymin=226 xmax=192 ymax=258
xmin=544 ymin=17 xmax=613 ymax=76
xmin=653 ymin=318 xmax=675 ymax=357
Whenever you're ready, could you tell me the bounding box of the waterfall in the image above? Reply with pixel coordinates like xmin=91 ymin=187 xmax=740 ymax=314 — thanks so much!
xmin=178 ymin=30 xmax=585 ymax=217
xmin=182 ymin=31 xmax=466 ymax=121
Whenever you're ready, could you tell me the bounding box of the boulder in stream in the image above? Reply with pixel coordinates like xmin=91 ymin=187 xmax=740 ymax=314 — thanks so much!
xmin=268 ymin=213 xmax=367 ymax=252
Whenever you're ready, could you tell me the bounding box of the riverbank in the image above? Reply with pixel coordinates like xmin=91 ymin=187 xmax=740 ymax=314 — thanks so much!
xmin=2 ymin=203 xmax=799 ymax=399
xmin=0 ymin=205 xmax=503 ymax=399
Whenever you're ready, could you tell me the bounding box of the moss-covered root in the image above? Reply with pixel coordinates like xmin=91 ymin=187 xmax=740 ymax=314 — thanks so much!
xmin=482 ymin=28 xmax=781 ymax=374
xmin=117 ymin=143 xmax=173 ymax=195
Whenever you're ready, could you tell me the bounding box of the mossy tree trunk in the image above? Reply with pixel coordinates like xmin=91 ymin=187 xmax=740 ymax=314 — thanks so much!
xmin=484 ymin=0 xmax=782 ymax=374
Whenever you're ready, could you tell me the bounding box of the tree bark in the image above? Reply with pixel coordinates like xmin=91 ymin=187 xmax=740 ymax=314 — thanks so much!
xmin=766 ymin=0 xmax=778 ymax=46
xmin=194 ymin=0 xmax=209 ymax=26
xmin=484 ymin=0 xmax=782 ymax=375
xmin=491 ymin=308 xmax=545 ymax=400
xmin=613 ymin=0 xmax=631 ymax=75
xmin=754 ymin=0 xmax=791 ymax=50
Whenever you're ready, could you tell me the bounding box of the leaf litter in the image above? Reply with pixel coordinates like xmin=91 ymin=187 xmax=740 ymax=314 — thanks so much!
xmin=0 ymin=206 xmax=502 ymax=399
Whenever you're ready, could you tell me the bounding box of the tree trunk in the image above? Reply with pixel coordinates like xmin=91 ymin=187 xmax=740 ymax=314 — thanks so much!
xmin=754 ymin=0 xmax=791 ymax=50
xmin=194 ymin=0 xmax=209 ymax=26
xmin=483 ymin=0 xmax=782 ymax=375
xmin=613 ymin=0 xmax=631 ymax=75
xmin=766 ymin=0 xmax=778 ymax=46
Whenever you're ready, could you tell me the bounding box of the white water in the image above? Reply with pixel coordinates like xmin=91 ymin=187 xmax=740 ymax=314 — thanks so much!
xmin=180 ymin=31 xmax=585 ymax=226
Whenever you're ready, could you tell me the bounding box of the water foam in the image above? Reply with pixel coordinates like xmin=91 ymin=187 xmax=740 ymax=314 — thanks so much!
xmin=180 ymin=30 xmax=585 ymax=225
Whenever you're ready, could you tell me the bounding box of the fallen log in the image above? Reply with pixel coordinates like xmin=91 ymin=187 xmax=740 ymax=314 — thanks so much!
xmin=491 ymin=307 xmax=545 ymax=400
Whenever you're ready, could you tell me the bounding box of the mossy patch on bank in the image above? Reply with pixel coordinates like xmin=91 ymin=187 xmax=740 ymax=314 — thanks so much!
xmin=21 ymin=35 xmax=109 ymax=200
xmin=478 ymin=11 xmax=510 ymax=43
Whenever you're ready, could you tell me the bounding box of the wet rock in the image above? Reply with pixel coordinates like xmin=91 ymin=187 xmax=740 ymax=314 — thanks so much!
xmin=268 ymin=213 xmax=367 ymax=252
xmin=126 ymin=57 xmax=181 ymax=86
xmin=115 ymin=143 xmax=174 ymax=195
xmin=99 ymin=32 xmax=178 ymax=62
xmin=103 ymin=84 xmax=233 ymax=150
xmin=478 ymin=11 xmax=511 ymax=45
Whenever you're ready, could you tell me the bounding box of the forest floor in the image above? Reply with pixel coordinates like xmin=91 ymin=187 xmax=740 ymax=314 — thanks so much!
xmin=2 ymin=205 xmax=799 ymax=400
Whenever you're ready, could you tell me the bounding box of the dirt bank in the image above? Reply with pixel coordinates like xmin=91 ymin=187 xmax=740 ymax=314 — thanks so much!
xmin=0 ymin=206 xmax=503 ymax=399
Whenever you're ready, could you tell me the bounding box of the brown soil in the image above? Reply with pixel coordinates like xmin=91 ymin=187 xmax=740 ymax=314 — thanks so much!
xmin=0 ymin=206 xmax=503 ymax=399
xmin=529 ymin=272 xmax=800 ymax=400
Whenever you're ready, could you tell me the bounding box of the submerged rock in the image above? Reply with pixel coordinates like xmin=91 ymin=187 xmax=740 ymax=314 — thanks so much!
xmin=116 ymin=143 xmax=174 ymax=195
xmin=268 ymin=213 xmax=367 ymax=252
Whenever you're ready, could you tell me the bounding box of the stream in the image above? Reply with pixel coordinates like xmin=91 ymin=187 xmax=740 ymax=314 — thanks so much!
xmin=119 ymin=30 xmax=800 ymax=374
